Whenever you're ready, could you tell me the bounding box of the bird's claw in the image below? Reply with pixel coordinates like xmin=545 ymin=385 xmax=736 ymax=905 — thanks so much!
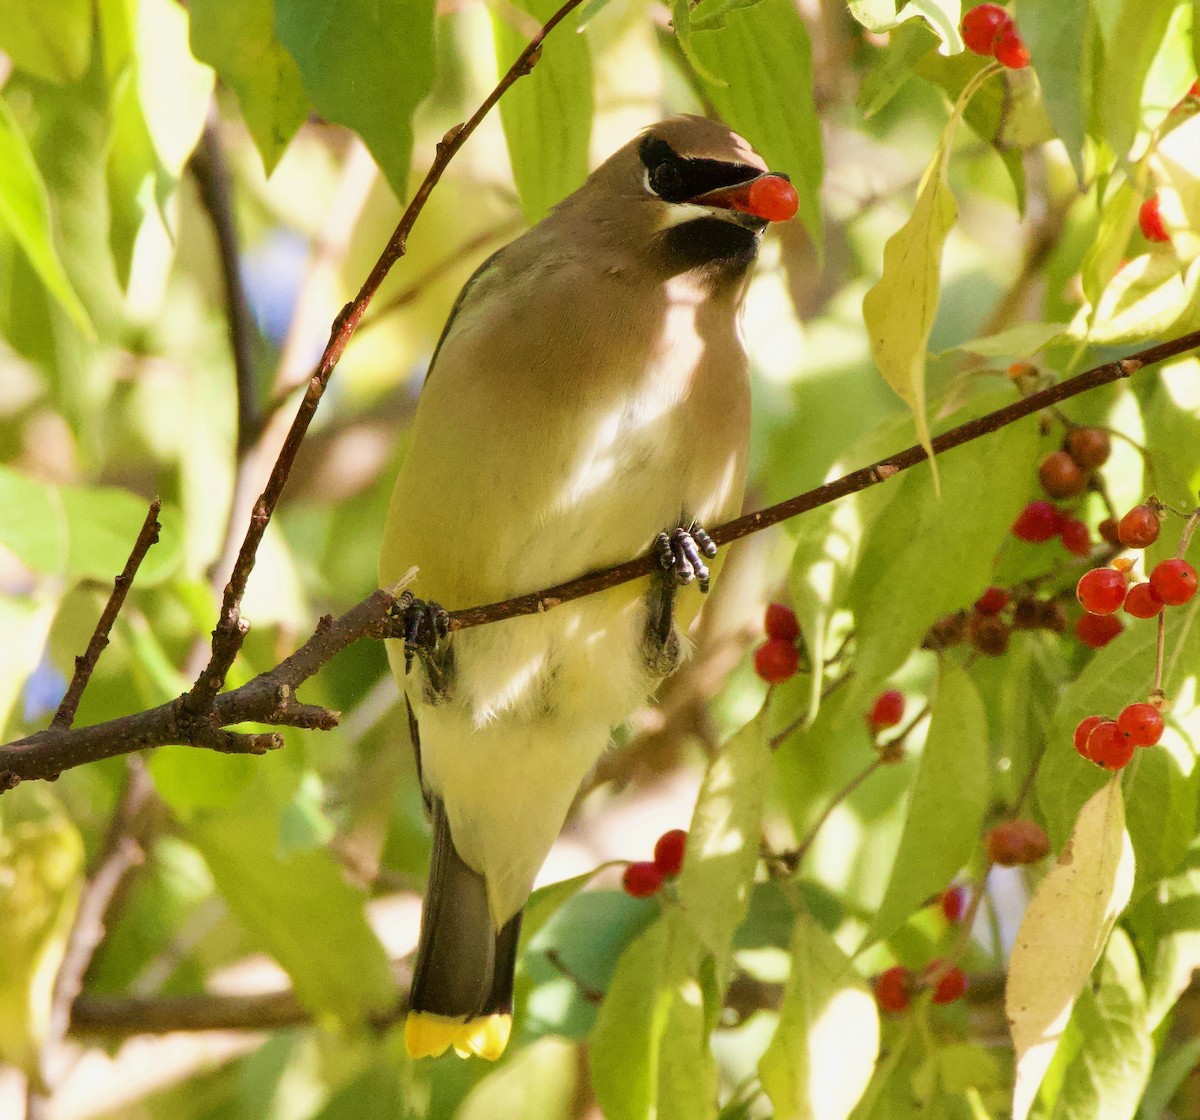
xmin=397 ymin=592 xmax=451 ymax=673
xmin=656 ymin=524 xmax=718 ymax=593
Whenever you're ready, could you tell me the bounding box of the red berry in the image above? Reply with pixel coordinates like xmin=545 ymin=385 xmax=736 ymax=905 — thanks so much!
xmin=930 ymin=964 xmax=969 ymax=1005
xmin=1075 ymin=612 xmax=1123 ymax=648
xmin=754 ymin=638 xmax=800 ymax=684
xmin=652 ymin=829 xmax=687 ymax=878
xmin=940 ymin=886 xmax=967 ymax=923
xmin=1059 ymin=517 xmax=1092 ymax=556
xmin=1038 ymin=451 xmax=1088 ymax=499
xmin=868 ymin=689 xmax=905 ymax=731
xmin=622 ymin=861 xmax=665 ymax=898
xmin=1099 ymin=517 xmax=1121 ymax=546
xmin=873 ymin=966 xmax=911 ymax=1013
xmin=1124 ymin=582 xmax=1164 ymax=619
xmin=986 ymin=820 xmax=1050 ymax=866
xmin=1066 ymin=428 xmax=1111 ymax=470
xmin=1139 ymin=196 xmax=1171 ymax=243
xmin=1086 ymin=720 xmax=1135 ymax=770
xmin=764 ymin=603 xmax=801 ymax=642
xmin=974 ymin=586 xmax=1010 ymax=616
xmin=1117 ymin=703 xmax=1164 ymax=747
xmin=1117 ymin=505 xmax=1160 ymax=549
xmin=961 ymin=4 xmax=1012 ymax=55
xmin=1013 ymin=500 xmax=1063 ymax=543
xmin=994 ymin=26 xmax=1031 ymax=68
xmin=1150 ymin=559 xmax=1198 ymax=606
xmin=1076 ymin=567 xmax=1128 ymax=615
xmin=1073 ymin=715 xmax=1104 ymax=760
xmin=746 ymin=176 xmax=800 ymax=223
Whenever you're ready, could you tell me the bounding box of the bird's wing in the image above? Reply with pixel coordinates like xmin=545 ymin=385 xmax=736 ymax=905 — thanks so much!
xmin=423 ymin=246 xmax=507 ymax=384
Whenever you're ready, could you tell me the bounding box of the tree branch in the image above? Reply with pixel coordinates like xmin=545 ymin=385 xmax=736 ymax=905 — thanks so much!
xmin=51 ymin=499 xmax=162 ymax=730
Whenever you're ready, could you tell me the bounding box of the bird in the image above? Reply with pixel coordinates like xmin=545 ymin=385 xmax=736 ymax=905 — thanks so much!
xmin=378 ymin=114 xmax=798 ymax=1061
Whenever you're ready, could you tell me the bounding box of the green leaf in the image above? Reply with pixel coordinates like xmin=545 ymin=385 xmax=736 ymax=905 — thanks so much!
xmin=1138 ymin=1035 xmax=1200 ymax=1120
xmin=943 ymin=321 xmax=1070 ymax=360
xmin=657 ymin=967 xmax=719 ymax=1120
xmin=687 ymin=0 xmax=824 ymax=244
xmin=0 ymin=98 xmax=92 ymax=335
xmin=590 ymin=910 xmax=698 ymax=1120
xmin=844 ymin=400 xmax=1039 ymax=712
xmin=1074 ymin=251 xmax=1196 ymax=344
xmin=187 ymin=807 xmax=397 ymax=1025
xmin=520 ymin=869 xmax=598 ymax=951
xmin=458 ymin=1036 xmax=581 ymax=1120
xmin=1050 ymin=929 xmax=1153 ymax=1120
xmin=858 ymin=22 xmax=938 ymax=120
xmin=760 ymin=913 xmax=880 ymax=1120
xmin=189 ymin=0 xmax=309 ymax=174
xmin=493 ymin=0 xmax=593 ymax=224
xmin=1008 ymin=779 xmax=1135 ymax=1120
xmin=1016 ymin=0 xmax=1091 ymax=182
xmin=0 ymin=0 xmax=92 ymax=83
xmin=275 ymin=0 xmax=436 ymax=200
xmin=849 ymin=0 xmax=963 ymax=53
xmin=862 ymin=136 xmax=955 ymax=474
xmin=865 ymin=663 xmax=988 ymax=947
xmin=0 ymin=596 xmax=57 ymax=738
xmin=0 ymin=466 xmax=67 ymax=576
xmin=677 ymin=718 xmax=773 ymax=984
xmin=0 ymin=787 xmax=84 ymax=1074
xmin=1098 ymin=0 xmax=1175 ymax=161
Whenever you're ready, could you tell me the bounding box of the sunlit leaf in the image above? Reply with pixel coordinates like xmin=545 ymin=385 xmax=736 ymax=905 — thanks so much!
xmin=458 ymin=1036 xmax=581 ymax=1120
xmin=493 ymin=0 xmax=593 ymax=224
xmin=276 ymin=0 xmax=435 ymax=200
xmin=677 ymin=718 xmax=773 ymax=984
xmin=849 ymin=0 xmax=963 ymax=54
xmin=1008 ymin=779 xmax=1135 ymax=1120
xmin=760 ymin=913 xmax=880 ymax=1120
xmin=189 ymin=0 xmax=309 ymax=174
xmin=0 ymin=0 xmax=92 ymax=84
xmin=865 ymin=662 xmax=988 ymax=947
xmin=1098 ymin=0 xmax=1175 ymax=161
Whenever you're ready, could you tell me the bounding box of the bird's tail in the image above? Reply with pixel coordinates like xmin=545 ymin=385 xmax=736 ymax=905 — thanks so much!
xmin=405 ymin=797 xmax=522 ymax=1061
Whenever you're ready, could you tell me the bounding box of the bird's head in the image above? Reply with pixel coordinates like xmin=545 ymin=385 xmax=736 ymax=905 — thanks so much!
xmin=564 ymin=115 xmax=799 ymax=281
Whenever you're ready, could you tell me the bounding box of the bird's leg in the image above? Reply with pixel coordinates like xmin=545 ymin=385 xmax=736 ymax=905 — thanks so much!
xmin=395 ymin=592 xmax=455 ymax=700
xmin=644 ymin=520 xmax=719 ymax=675
xmin=654 ymin=522 xmax=718 ymax=593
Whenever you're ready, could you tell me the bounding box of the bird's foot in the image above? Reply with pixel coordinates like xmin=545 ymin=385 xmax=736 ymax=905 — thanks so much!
xmin=395 ymin=592 xmax=451 ymax=673
xmin=655 ymin=524 xmax=718 ymax=593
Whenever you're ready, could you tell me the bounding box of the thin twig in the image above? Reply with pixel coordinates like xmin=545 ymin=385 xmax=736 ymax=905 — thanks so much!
xmin=185 ymin=0 xmax=587 ymax=718
xmin=52 ymin=499 xmax=162 ymax=730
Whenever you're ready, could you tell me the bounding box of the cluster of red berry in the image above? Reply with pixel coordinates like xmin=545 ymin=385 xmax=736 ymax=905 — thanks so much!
xmin=753 ymin=603 xmax=802 ymax=683
xmin=960 ymin=4 xmax=1029 ymax=69
xmin=874 ymin=960 xmax=968 ymax=1013
xmin=1012 ymin=426 xmax=1111 ymax=558
xmin=621 ymin=828 xmax=687 ymax=898
xmin=1073 ymin=705 xmax=1164 ymax=771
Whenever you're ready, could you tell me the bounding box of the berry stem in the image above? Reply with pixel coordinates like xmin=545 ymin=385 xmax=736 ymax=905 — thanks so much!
xmin=1152 ymin=610 xmax=1166 ymax=700
xmin=1177 ymin=506 xmax=1200 ymax=560
xmin=780 ymin=756 xmax=886 ymax=872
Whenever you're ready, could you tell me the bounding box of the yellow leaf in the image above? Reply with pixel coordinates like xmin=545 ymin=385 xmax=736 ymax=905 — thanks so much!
xmin=1006 ymin=779 xmax=1135 ymax=1120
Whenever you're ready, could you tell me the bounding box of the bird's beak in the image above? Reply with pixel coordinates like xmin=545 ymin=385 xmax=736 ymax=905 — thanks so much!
xmin=690 ymin=172 xmax=799 ymax=224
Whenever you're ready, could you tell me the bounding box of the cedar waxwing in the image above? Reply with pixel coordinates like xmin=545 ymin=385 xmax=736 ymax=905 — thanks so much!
xmin=379 ymin=115 xmax=798 ymax=1061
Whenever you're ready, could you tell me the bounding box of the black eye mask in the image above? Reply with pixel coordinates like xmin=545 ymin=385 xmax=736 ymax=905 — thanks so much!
xmin=638 ymin=136 xmax=760 ymax=204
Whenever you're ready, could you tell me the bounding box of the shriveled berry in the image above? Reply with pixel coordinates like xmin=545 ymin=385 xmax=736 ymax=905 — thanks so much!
xmin=1065 ymin=427 xmax=1111 ymax=470
xmin=1099 ymin=517 xmax=1121 ymax=546
xmin=1038 ymin=600 xmax=1068 ymax=633
xmin=764 ymin=603 xmax=801 ymax=642
xmin=754 ymin=638 xmax=800 ymax=683
xmin=1086 ymin=720 xmax=1135 ymax=770
xmin=1124 ymin=582 xmax=1164 ymax=619
xmin=1013 ymin=500 xmax=1063 ymax=543
xmin=1059 ymin=517 xmax=1092 ymax=556
xmin=1073 ymin=715 xmax=1104 ymax=760
xmin=652 ymin=829 xmax=687 ymax=878
xmin=1117 ymin=505 xmax=1160 ymax=549
xmin=622 ymin=861 xmax=665 ymax=898
xmin=869 ymin=689 xmax=905 ymax=731
xmin=994 ymin=26 xmax=1031 ymax=68
xmin=873 ymin=966 xmax=911 ymax=1013
xmin=967 ymin=613 xmax=1010 ymax=656
xmin=1150 ymin=559 xmax=1198 ymax=606
xmin=1118 ymin=703 xmax=1164 ymax=747
xmin=930 ymin=964 xmax=969 ymax=1005
xmin=987 ymin=820 xmax=1050 ymax=866
xmin=961 ymin=3 xmax=1012 ymax=54
xmin=1076 ymin=567 xmax=1128 ymax=615
xmin=940 ymin=886 xmax=967 ymax=923
xmin=1075 ymin=612 xmax=1123 ymax=648
xmin=1038 ymin=451 xmax=1087 ymax=499
xmin=1012 ymin=598 xmax=1040 ymax=629
xmin=1139 ymin=196 xmax=1171 ymax=243
xmin=925 ymin=613 xmax=967 ymax=649
xmin=974 ymin=586 xmax=1010 ymax=616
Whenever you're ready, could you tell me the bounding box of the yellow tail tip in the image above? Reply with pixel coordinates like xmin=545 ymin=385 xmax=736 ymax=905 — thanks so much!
xmin=404 ymin=1012 xmax=512 ymax=1061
